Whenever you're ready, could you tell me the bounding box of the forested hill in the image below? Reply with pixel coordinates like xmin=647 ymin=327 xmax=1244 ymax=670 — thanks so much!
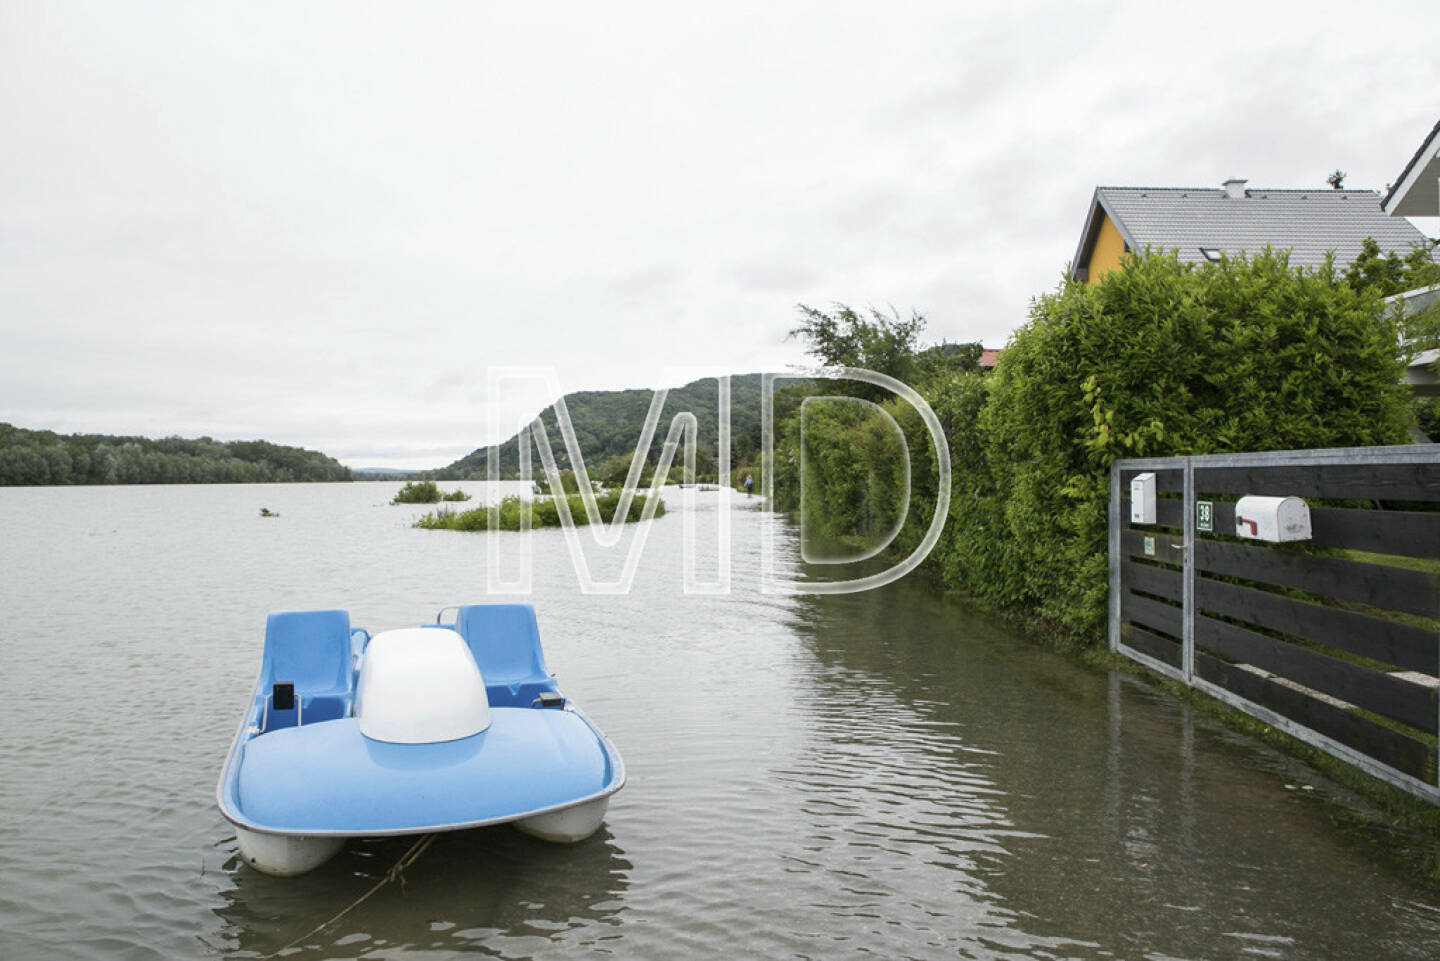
xmin=437 ymin=373 xmax=766 ymax=480
xmin=0 ymin=423 xmax=352 ymax=485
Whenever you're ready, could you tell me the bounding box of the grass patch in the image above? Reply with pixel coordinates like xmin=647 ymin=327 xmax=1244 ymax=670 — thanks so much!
xmin=1336 ymin=549 xmax=1440 ymax=574
xmin=414 ymin=491 xmax=665 ymax=531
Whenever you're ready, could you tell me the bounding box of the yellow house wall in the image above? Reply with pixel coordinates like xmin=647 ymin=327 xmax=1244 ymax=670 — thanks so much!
xmin=1086 ymin=212 xmax=1127 ymax=284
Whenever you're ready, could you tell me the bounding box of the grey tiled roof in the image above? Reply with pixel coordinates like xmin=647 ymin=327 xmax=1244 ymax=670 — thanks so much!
xmin=1074 ymin=186 xmax=1432 ymax=279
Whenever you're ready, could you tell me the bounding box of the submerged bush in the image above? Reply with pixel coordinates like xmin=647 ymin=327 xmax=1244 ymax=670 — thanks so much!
xmin=392 ymin=480 xmax=470 ymax=504
xmin=414 ymin=490 xmax=665 ymax=531
xmin=392 ymin=480 xmax=440 ymax=504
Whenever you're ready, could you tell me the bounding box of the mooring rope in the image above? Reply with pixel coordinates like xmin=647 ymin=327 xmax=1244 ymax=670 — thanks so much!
xmin=262 ymin=833 xmax=437 ymax=959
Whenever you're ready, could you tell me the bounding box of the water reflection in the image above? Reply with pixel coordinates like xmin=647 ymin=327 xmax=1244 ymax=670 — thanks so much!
xmin=215 ymin=826 xmax=632 ymax=958
xmin=778 ymin=581 xmax=1104 ymax=957
xmin=784 ymin=577 xmax=1440 ymax=959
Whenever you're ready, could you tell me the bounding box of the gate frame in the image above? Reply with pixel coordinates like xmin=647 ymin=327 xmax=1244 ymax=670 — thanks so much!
xmin=1109 ymin=444 xmax=1440 ymax=803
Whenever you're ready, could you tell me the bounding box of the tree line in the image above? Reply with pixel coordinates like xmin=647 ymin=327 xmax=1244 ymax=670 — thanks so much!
xmin=0 ymin=423 xmax=352 ymax=486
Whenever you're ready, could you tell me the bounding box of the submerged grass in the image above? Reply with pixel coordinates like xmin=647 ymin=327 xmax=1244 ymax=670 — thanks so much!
xmin=414 ymin=491 xmax=665 ymax=532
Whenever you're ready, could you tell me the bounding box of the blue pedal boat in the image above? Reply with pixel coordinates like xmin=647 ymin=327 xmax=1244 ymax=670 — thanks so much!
xmin=216 ymin=604 xmax=625 ymax=876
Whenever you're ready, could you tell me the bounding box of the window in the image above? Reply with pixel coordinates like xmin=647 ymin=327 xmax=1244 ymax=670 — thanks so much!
xmin=1199 ymin=247 xmax=1223 ymax=262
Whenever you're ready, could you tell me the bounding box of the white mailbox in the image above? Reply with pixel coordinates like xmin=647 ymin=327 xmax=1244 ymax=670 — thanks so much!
xmin=1130 ymin=472 xmax=1156 ymax=525
xmin=1234 ymin=495 xmax=1311 ymax=542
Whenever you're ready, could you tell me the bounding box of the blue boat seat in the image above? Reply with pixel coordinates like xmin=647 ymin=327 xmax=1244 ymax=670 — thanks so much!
xmin=260 ymin=609 xmax=355 ymax=729
xmin=455 ymin=604 xmax=557 ymax=707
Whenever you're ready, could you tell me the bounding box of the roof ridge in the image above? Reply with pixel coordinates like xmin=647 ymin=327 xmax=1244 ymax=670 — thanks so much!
xmin=1098 ymin=185 xmax=1380 ymax=196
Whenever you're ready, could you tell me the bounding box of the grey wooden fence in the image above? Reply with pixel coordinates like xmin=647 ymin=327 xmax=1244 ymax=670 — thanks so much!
xmin=1109 ymin=445 xmax=1440 ymax=802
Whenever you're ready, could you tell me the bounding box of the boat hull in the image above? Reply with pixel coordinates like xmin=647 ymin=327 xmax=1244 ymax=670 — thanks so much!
xmin=234 ymin=794 xmax=612 ymax=877
xmin=515 ymin=796 xmax=610 ymax=843
xmin=235 ymin=827 xmax=346 ymax=877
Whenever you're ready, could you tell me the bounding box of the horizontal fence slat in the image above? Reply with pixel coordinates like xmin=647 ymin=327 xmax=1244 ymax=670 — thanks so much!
xmin=1120 ymin=496 xmax=1184 ymax=529
xmin=1195 ymin=577 xmax=1438 ymax=674
xmin=1122 ymin=529 xmax=1183 ymax=561
xmin=1196 ymin=463 xmax=1440 ymax=502
xmin=1196 ymin=653 xmax=1435 ymax=784
xmin=1121 ymin=560 xmax=1182 ymax=602
xmin=1120 ymin=468 xmax=1184 ymax=492
xmin=1310 ymin=507 xmax=1440 ymax=560
xmin=1121 ymin=623 xmax=1182 ymax=668
xmin=1195 ymin=539 xmax=1440 ymax=620
xmin=1122 ymin=592 xmax=1182 ymax=638
xmin=1154 ymin=497 xmax=1183 ymax=529
xmin=1206 ymin=501 xmax=1440 ymax=559
xmin=1195 ymin=614 xmax=1437 ymax=734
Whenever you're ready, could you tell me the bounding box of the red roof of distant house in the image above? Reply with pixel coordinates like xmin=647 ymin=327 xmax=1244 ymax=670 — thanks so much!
xmin=979 ymin=348 xmax=1001 ymax=369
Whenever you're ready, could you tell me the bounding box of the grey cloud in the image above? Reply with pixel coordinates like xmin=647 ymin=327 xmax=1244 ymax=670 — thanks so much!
xmin=4 ymin=1 xmax=1437 ymax=468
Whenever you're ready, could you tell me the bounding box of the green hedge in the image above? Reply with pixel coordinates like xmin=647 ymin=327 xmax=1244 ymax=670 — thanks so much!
xmin=777 ymin=249 xmax=1412 ymax=641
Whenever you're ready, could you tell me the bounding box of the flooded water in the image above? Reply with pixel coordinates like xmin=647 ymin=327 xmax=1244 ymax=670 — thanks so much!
xmin=1 ymin=482 xmax=1438 ymax=960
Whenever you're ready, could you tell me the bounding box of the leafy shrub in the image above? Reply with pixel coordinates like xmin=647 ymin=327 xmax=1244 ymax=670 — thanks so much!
xmin=976 ymin=249 xmax=1409 ymax=637
xmin=776 ymin=251 xmax=1413 ymax=643
xmin=392 ymin=480 xmax=441 ymax=504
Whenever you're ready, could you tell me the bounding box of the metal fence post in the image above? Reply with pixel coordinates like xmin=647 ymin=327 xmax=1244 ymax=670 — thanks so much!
xmin=1108 ymin=463 xmax=1121 ymax=654
xmin=1181 ymin=457 xmax=1195 ymax=684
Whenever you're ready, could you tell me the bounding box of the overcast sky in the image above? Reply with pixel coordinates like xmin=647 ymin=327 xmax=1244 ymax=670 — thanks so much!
xmin=3 ymin=2 xmax=1438 ymax=468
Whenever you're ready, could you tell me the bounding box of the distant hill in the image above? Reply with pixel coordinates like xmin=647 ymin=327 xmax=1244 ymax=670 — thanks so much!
xmin=436 ymin=373 xmax=766 ymax=480
xmin=351 ymin=467 xmax=425 ymax=479
xmin=0 ymin=423 xmax=352 ymax=486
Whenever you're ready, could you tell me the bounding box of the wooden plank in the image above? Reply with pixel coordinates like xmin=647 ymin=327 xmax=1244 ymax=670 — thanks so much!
xmin=1195 ymin=577 xmax=1437 ymax=674
xmin=1194 ymin=539 xmax=1440 ymax=619
xmin=1120 ymin=468 xmax=1184 ymax=493
xmin=1195 ymin=652 xmax=1435 ymax=784
xmin=1123 ymin=591 xmax=1183 ymax=637
xmin=1207 ymin=501 xmax=1440 ymax=559
xmin=1120 ymin=496 xmax=1184 ymax=529
xmin=1121 ymin=623 xmax=1182 ymax=667
xmin=1310 ymin=506 xmax=1440 ymax=560
xmin=1121 ymin=559 xmax=1182 ymax=601
xmin=1196 ymin=614 xmax=1437 ymax=733
xmin=1121 ymin=528 xmax=1183 ymax=560
xmin=1196 ymin=463 xmax=1440 ymax=502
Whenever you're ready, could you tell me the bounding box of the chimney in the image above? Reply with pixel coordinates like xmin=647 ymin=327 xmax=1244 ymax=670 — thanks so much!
xmin=1222 ymin=178 xmax=1248 ymax=199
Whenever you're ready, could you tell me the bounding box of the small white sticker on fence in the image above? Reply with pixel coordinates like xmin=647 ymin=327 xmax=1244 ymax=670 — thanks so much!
xmin=1143 ymin=535 xmax=1155 ymax=556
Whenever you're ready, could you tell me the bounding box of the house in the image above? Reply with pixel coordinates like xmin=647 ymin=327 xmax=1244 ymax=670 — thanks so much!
xmin=1382 ymin=119 xmax=1440 ymax=399
xmin=1382 ymin=118 xmax=1440 ymax=218
xmin=1386 ymin=283 xmax=1440 ymax=396
xmin=1069 ymin=179 xmax=1432 ymax=284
